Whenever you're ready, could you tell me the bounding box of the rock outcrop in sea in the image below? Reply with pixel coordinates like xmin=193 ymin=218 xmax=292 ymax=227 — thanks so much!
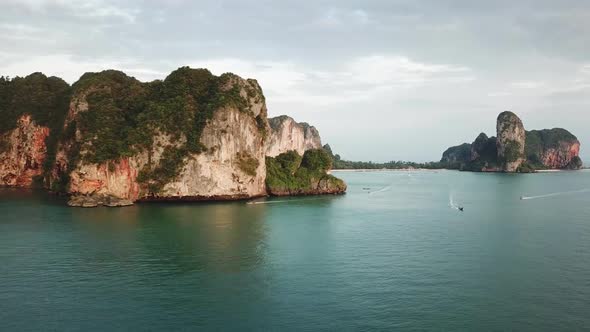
xmin=0 ymin=68 xmax=346 ymax=206
xmin=441 ymin=111 xmax=582 ymax=172
xmin=496 ymin=111 xmax=526 ymax=172
xmin=265 ymin=149 xmax=346 ymax=196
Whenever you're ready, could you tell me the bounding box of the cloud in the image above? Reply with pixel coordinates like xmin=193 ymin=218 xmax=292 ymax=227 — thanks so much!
xmin=186 ymin=55 xmax=473 ymax=107
xmin=510 ymin=81 xmax=545 ymax=89
xmin=345 ymin=55 xmax=472 ymax=87
xmin=3 ymin=0 xmax=137 ymax=23
xmin=0 ymin=53 xmax=166 ymax=82
xmin=313 ymin=8 xmax=372 ymax=27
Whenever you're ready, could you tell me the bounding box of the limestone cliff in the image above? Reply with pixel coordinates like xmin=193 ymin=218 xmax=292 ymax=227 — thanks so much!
xmin=496 ymin=111 xmax=526 ymax=172
xmin=440 ymin=143 xmax=471 ymax=169
xmin=50 ymin=69 xmax=269 ymax=206
xmin=0 ymin=73 xmax=70 ymax=187
xmin=525 ymin=129 xmax=582 ymax=170
xmin=0 ymin=67 xmax=346 ymax=206
xmin=266 ymin=115 xmax=322 ymax=157
xmin=0 ymin=115 xmax=50 ymax=187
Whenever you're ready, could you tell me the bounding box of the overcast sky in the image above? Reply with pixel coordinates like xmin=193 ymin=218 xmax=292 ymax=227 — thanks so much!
xmin=1 ymin=0 xmax=588 ymax=162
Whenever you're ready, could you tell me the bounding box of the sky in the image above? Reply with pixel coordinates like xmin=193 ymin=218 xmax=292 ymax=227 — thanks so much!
xmin=0 ymin=0 xmax=588 ymax=162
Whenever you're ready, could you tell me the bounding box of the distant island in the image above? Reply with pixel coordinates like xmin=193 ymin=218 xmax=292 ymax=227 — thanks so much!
xmin=440 ymin=111 xmax=582 ymax=172
xmin=328 ymin=111 xmax=582 ymax=173
xmin=0 ymin=68 xmax=346 ymax=207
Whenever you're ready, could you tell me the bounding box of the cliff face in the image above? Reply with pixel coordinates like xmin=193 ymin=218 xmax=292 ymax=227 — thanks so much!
xmin=440 ymin=143 xmax=471 ymax=169
xmin=440 ymin=111 xmax=582 ymax=172
xmin=0 ymin=67 xmax=346 ymax=206
xmin=0 ymin=115 xmax=50 ymax=187
xmin=155 ymin=105 xmax=267 ymax=200
xmin=266 ymin=115 xmax=322 ymax=157
xmin=51 ymin=69 xmax=269 ymax=206
xmin=496 ymin=111 xmax=526 ymax=172
xmin=0 ymin=73 xmax=69 ymax=187
xmin=526 ymin=129 xmax=582 ymax=169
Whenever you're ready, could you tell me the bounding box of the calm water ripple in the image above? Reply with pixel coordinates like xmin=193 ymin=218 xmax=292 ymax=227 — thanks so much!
xmin=1 ymin=170 xmax=590 ymax=331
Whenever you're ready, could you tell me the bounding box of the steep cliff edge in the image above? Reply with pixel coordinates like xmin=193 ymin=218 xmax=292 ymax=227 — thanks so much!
xmin=496 ymin=111 xmax=526 ymax=172
xmin=50 ymin=68 xmax=270 ymax=206
xmin=525 ymin=129 xmax=582 ymax=169
xmin=440 ymin=111 xmax=582 ymax=172
xmin=0 ymin=115 xmax=50 ymax=187
xmin=0 ymin=73 xmax=70 ymax=186
xmin=266 ymin=115 xmax=322 ymax=157
xmin=0 ymin=67 xmax=346 ymax=206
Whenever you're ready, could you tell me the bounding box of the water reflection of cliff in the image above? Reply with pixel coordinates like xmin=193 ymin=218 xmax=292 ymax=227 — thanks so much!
xmin=63 ymin=201 xmax=268 ymax=278
xmin=130 ymin=202 xmax=269 ymax=274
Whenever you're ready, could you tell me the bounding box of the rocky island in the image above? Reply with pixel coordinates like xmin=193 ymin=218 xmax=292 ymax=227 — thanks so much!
xmin=441 ymin=111 xmax=582 ymax=172
xmin=0 ymin=68 xmax=346 ymax=207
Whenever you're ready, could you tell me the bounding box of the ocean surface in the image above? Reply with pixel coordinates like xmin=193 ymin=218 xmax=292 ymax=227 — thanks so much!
xmin=1 ymin=170 xmax=590 ymax=331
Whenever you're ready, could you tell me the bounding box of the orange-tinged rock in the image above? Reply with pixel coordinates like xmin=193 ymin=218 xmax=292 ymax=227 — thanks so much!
xmin=0 ymin=115 xmax=50 ymax=187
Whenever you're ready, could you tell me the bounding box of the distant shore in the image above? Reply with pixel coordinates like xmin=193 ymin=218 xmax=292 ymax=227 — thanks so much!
xmin=331 ymin=168 xmax=443 ymax=172
xmin=332 ymin=168 xmax=587 ymax=173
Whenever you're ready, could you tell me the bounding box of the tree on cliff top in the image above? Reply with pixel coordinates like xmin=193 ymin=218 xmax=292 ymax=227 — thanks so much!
xmin=0 ymin=73 xmax=70 ymax=134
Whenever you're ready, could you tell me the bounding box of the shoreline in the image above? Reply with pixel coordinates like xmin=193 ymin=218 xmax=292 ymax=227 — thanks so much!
xmin=332 ymin=168 xmax=587 ymax=173
xmin=331 ymin=168 xmax=444 ymax=172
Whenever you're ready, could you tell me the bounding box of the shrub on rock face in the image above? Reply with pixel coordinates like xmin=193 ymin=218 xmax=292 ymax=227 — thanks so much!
xmin=301 ymin=148 xmax=332 ymax=172
xmin=566 ymin=156 xmax=583 ymax=170
xmin=440 ymin=143 xmax=471 ymax=169
xmin=517 ymin=161 xmax=536 ymax=173
xmin=265 ymin=149 xmax=345 ymax=196
xmin=501 ymin=140 xmax=522 ymax=163
xmin=236 ymin=152 xmax=259 ymax=176
xmin=275 ymin=150 xmax=302 ymax=174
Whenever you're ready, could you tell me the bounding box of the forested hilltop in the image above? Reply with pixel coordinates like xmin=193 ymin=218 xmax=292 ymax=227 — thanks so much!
xmin=323 ymin=145 xmax=443 ymax=170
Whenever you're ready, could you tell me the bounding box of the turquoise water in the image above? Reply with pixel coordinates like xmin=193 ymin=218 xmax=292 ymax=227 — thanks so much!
xmin=1 ymin=170 xmax=590 ymax=331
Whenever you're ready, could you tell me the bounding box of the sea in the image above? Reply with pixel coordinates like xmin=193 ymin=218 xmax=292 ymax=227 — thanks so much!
xmin=1 ymin=170 xmax=589 ymax=331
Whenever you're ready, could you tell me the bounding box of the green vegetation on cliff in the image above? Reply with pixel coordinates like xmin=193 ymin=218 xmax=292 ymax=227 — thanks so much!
xmin=439 ymin=113 xmax=582 ymax=172
xmin=73 ymin=68 xmax=247 ymax=163
xmin=566 ymin=156 xmax=583 ymax=170
xmin=73 ymin=70 xmax=147 ymax=163
xmin=324 ymin=145 xmax=443 ymax=170
xmin=0 ymin=73 xmax=71 ymax=134
xmin=440 ymin=143 xmax=471 ymax=169
xmin=62 ymin=67 xmax=261 ymax=193
xmin=500 ymin=140 xmax=522 ymax=163
xmin=0 ymin=73 xmax=71 ymax=177
xmin=525 ymin=129 xmax=579 ymax=168
xmin=236 ymin=152 xmax=260 ymax=177
xmin=266 ymin=149 xmax=345 ymax=195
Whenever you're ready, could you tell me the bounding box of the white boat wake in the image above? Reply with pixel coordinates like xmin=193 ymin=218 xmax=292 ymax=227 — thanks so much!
xmin=449 ymin=193 xmax=460 ymax=210
xmin=520 ymin=188 xmax=590 ymax=200
xmin=369 ymin=185 xmax=392 ymax=195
